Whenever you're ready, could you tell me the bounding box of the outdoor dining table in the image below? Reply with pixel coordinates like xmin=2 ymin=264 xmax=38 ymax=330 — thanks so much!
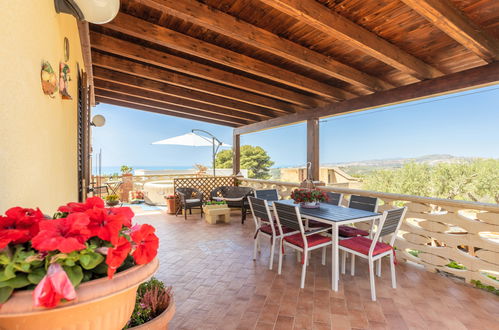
xmin=272 ymin=199 xmax=381 ymax=291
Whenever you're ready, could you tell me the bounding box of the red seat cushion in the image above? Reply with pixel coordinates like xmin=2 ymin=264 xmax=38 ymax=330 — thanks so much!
xmin=308 ymin=220 xmax=330 ymax=228
xmin=260 ymin=224 xmax=295 ymax=235
xmin=338 ymin=225 xmax=369 ymax=237
xmin=284 ymin=233 xmax=331 ymax=248
xmin=339 ymin=236 xmax=392 ymax=256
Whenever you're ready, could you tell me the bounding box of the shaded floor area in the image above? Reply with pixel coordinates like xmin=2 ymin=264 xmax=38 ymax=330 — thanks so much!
xmin=136 ymin=211 xmax=499 ymax=330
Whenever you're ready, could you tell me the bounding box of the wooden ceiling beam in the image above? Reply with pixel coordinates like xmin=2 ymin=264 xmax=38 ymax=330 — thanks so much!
xmin=94 ymin=78 xmax=265 ymax=122
xmin=93 ymin=66 xmax=277 ymax=119
xmin=138 ymin=0 xmax=393 ymax=92
xmin=235 ymin=61 xmax=499 ymax=135
xmin=261 ymin=0 xmax=443 ymax=80
xmin=96 ymin=96 xmax=238 ymax=127
xmin=91 ymin=51 xmax=301 ymax=113
xmin=104 ymin=12 xmax=355 ymax=101
xmin=95 ymin=89 xmax=250 ymax=126
xmin=400 ymin=0 xmax=499 ymax=62
xmin=90 ymin=31 xmax=319 ymax=107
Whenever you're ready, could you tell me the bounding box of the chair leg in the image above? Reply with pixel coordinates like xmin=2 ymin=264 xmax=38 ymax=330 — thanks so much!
xmin=377 ymin=259 xmax=382 ymax=277
xmin=322 ymin=247 xmax=326 ymax=266
xmin=257 ymin=236 xmax=261 ymax=253
xmin=269 ymin=239 xmax=275 ymax=270
xmin=341 ymin=251 xmax=346 ymax=274
xmin=368 ymin=259 xmax=376 ymax=301
xmin=184 ymin=207 xmax=187 ymax=220
xmin=278 ymin=241 xmax=283 ymax=275
xmin=307 ymin=251 xmax=310 ymax=266
xmin=296 ymin=251 xmax=301 ymax=263
xmin=301 ymin=250 xmax=308 ymax=289
xmin=390 ymin=253 xmax=397 ymax=289
xmin=253 ymin=234 xmax=258 ymax=260
xmin=350 ymin=254 xmax=355 ymax=276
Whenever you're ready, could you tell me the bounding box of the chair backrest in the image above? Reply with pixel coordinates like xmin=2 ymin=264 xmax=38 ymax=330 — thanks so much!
xmin=272 ymin=202 xmax=305 ymax=234
xmin=324 ymin=192 xmax=342 ymax=206
xmin=371 ymin=207 xmax=408 ymax=253
xmin=348 ymin=195 xmax=378 ymax=212
xmin=255 ymin=189 xmax=279 ymax=201
xmin=213 ymin=186 xmax=254 ymax=198
xmin=176 ymin=187 xmax=196 ymax=198
xmin=248 ymin=197 xmax=275 ymax=233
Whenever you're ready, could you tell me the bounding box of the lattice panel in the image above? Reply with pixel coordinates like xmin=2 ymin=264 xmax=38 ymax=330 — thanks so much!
xmin=241 ymin=178 xmax=499 ymax=290
xmin=174 ymin=176 xmax=237 ymax=200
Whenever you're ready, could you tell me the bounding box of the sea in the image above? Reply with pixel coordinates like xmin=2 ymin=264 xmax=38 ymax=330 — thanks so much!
xmin=93 ymin=165 xmax=192 ymax=176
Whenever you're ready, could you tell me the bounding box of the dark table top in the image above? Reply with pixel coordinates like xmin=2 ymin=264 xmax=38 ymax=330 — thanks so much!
xmin=273 ymin=199 xmax=380 ymax=223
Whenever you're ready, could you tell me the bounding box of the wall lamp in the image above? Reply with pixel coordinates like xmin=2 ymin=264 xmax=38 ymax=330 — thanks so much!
xmin=54 ymin=0 xmax=120 ymax=24
xmin=91 ymin=115 xmax=106 ymax=127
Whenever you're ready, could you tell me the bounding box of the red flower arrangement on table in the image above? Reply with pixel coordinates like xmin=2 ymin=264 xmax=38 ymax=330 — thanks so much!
xmin=0 ymin=197 xmax=159 ymax=308
xmin=290 ymin=189 xmax=328 ymax=203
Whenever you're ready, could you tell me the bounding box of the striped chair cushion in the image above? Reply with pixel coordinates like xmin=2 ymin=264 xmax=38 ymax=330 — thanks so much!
xmin=338 ymin=225 xmax=369 ymax=237
xmin=339 ymin=236 xmax=392 ymax=256
xmin=284 ymin=233 xmax=331 ymax=248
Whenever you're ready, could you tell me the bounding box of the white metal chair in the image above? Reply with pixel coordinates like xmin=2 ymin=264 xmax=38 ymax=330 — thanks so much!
xmin=273 ymin=202 xmax=332 ymax=288
xmin=338 ymin=207 xmax=407 ymax=301
xmin=254 ymin=189 xmax=279 ymax=201
xmin=248 ymin=197 xmax=297 ymax=270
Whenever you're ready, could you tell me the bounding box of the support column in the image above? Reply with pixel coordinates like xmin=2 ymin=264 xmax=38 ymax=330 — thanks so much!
xmin=307 ymin=118 xmax=320 ymax=181
xmin=232 ymin=132 xmax=240 ymax=175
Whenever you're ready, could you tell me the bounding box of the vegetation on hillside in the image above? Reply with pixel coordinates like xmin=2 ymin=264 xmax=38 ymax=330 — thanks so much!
xmin=216 ymin=145 xmax=274 ymax=179
xmin=362 ymin=159 xmax=499 ymax=203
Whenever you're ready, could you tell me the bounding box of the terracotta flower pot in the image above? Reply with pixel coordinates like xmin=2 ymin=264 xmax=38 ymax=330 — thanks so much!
xmin=0 ymin=258 xmax=159 ymax=330
xmin=129 ymin=297 xmax=176 ymax=330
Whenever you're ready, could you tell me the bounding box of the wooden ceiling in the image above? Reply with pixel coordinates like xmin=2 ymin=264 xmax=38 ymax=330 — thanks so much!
xmin=88 ymin=0 xmax=499 ymax=128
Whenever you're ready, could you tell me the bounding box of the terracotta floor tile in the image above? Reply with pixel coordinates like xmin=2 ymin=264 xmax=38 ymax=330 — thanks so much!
xmin=136 ymin=213 xmax=498 ymax=330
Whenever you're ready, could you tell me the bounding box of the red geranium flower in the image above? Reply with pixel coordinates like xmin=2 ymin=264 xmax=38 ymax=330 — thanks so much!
xmin=106 ymin=236 xmax=132 ymax=278
xmin=0 ymin=207 xmax=44 ymax=248
xmin=32 ymin=213 xmax=91 ymax=253
xmin=58 ymin=196 xmax=105 ymax=214
xmin=131 ymin=224 xmax=159 ymax=265
xmin=33 ymin=263 xmax=76 ymax=308
xmin=108 ymin=207 xmax=134 ymax=227
xmin=85 ymin=208 xmax=123 ymax=245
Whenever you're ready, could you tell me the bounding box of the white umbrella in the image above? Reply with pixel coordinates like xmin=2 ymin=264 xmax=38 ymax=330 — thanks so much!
xmin=152 ymin=131 xmax=231 ymax=175
xmin=152 ymin=132 xmax=230 ymax=147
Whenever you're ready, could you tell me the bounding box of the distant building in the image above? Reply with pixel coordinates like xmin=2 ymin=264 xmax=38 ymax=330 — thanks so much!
xmin=280 ymin=167 xmax=362 ymax=188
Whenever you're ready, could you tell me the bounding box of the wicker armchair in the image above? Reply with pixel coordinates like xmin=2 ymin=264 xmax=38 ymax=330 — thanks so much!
xmin=176 ymin=187 xmax=204 ymax=220
xmin=210 ymin=186 xmax=254 ymax=224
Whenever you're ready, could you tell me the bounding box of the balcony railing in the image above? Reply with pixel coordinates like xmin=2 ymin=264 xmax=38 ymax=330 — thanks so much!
xmin=240 ymin=178 xmax=499 ymax=290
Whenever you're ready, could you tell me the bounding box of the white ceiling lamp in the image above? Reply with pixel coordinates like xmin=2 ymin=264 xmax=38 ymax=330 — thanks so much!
xmin=54 ymin=0 xmax=120 ymax=24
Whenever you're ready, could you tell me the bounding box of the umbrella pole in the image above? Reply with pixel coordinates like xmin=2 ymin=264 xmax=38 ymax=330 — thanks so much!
xmin=212 ymin=137 xmax=216 ymax=176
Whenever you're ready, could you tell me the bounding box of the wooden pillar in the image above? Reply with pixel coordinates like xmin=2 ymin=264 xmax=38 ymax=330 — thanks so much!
xmin=232 ymin=132 xmax=240 ymax=175
xmin=307 ymin=118 xmax=320 ymax=181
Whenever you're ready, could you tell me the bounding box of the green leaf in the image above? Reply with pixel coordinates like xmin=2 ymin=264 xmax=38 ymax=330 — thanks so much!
xmin=0 ymin=264 xmax=16 ymax=282
xmin=64 ymin=259 xmax=75 ymax=267
xmin=28 ymin=268 xmax=46 ymax=284
xmin=0 ymin=273 xmax=30 ymax=289
xmin=63 ymin=265 xmax=83 ymax=287
xmin=93 ymin=262 xmax=108 ymax=275
xmin=0 ymin=287 xmax=13 ymax=304
xmin=79 ymin=252 xmax=104 ymax=270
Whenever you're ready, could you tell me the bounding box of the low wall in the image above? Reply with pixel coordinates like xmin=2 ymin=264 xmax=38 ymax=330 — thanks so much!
xmin=240 ymin=178 xmax=499 ymax=290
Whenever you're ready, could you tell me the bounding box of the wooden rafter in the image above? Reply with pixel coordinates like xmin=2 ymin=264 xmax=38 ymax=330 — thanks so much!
xmin=91 ymin=51 xmax=302 ymax=113
xmin=97 ymin=96 xmax=239 ymax=127
xmin=138 ymin=0 xmax=394 ymax=92
xmin=95 ymin=90 xmax=250 ymax=126
xmin=261 ymin=0 xmax=443 ymax=80
xmin=94 ymin=79 xmax=266 ymax=122
xmin=104 ymin=12 xmax=354 ymax=101
xmin=90 ymin=32 xmax=319 ymax=107
xmin=401 ymin=0 xmax=499 ymax=62
xmin=92 ymin=66 xmax=277 ymax=119
xmin=235 ymin=62 xmax=499 ymax=134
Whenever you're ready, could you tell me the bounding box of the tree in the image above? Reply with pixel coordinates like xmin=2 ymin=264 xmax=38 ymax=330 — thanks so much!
xmin=215 ymin=145 xmax=274 ymax=179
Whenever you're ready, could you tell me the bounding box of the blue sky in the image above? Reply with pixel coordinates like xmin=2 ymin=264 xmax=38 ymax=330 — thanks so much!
xmin=91 ymin=85 xmax=499 ymax=169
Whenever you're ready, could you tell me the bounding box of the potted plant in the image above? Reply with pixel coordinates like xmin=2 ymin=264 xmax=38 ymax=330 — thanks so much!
xmin=0 ymin=196 xmax=160 ymax=330
xmin=203 ymin=200 xmax=228 ymax=211
xmin=164 ymin=195 xmax=177 ymax=215
xmin=120 ymin=165 xmax=134 ymax=176
xmin=125 ymin=278 xmax=175 ymax=329
xmin=106 ymin=194 xmax=120 ymax=207
xmin=291 ymin=189 xmax=328 ymax=208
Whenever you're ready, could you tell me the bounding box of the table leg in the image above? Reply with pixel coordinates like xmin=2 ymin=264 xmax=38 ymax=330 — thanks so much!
xmin=331 ymin=223 xmax=339 ymax=291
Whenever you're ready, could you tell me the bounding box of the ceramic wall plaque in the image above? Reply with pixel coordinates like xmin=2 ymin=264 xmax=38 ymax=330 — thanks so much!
xmin=41 ymin=61 xmax=57 ymax=97
xmin=59 ymin=62 xmax=72 ymax=100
